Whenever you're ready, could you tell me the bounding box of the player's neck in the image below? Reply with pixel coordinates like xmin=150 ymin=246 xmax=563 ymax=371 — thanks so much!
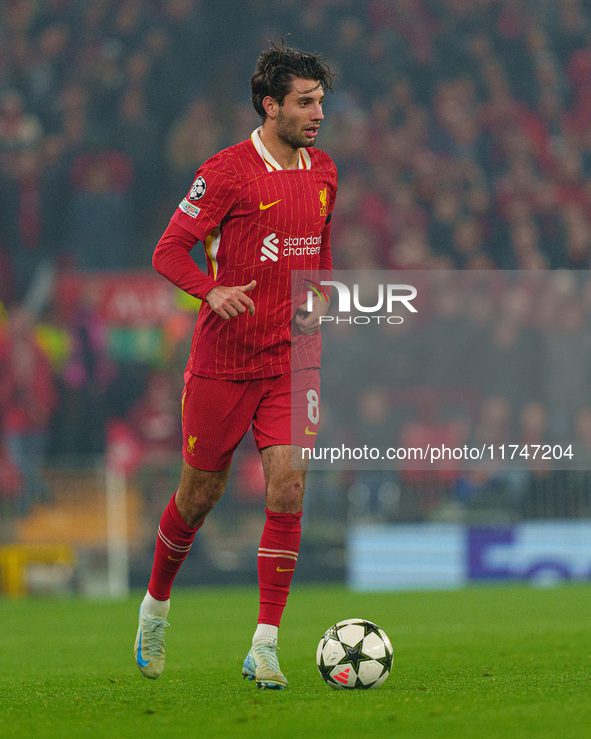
xmin=259 ymin=125 xmax=301 ymax=170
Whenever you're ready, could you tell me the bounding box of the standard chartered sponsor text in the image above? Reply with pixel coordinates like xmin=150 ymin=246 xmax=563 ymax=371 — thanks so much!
xmin=302 ymin=443 xmax=574 ymax=465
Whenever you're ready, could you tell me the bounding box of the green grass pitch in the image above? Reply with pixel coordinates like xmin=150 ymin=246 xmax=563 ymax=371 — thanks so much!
xmin=1 ymin=584 xmax=590 ymax=738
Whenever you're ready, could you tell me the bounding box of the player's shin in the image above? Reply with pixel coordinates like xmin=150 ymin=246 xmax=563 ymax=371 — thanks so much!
xmin=147 ymin=491 xmax=203 ymax=603
xmin=255 ymin=508 xmax=302 ymax=636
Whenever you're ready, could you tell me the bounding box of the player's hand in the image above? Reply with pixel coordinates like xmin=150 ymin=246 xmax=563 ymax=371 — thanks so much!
xmin=294 ymin=295 xmax=328 ymax=335
xmin=205 ymin=280 xmax=256 ymax=319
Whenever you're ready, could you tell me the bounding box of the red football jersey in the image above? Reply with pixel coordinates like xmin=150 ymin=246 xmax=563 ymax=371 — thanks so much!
xmin=155 ymin=128 xmax=337 ymax=380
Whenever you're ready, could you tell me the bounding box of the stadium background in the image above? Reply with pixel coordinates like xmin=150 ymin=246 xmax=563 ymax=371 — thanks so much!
xmin=2 ymin=0 xmax=591 ymax=597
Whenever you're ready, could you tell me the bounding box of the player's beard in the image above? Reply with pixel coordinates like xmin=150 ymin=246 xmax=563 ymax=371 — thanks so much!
xmin=276 ymin=108 xmax=316 ymax=149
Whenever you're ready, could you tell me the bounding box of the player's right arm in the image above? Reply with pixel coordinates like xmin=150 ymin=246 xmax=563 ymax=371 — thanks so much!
xmin=153 ymin=160 xmax=255 ymax=318
xmin=153 ymin=220 xmax=217 ymax=299
xmin=153 ymin=222 xmax=256 ymax=318
xmin=205 ymin=280 xmax=256 ymax=319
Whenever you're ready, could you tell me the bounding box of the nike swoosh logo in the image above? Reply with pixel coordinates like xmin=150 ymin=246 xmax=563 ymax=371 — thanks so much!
xmin=276 ymin=567 xmax=296 ymax=572
xmin=136 ymin=610 xmax=151 ymax=668
xmin=260 ymin=199 xmax=282 ymax=210
xmin=168 ymin=556 xmax=185 ymax=562
xmin=305 ymin=427 xmax=318 ymax=435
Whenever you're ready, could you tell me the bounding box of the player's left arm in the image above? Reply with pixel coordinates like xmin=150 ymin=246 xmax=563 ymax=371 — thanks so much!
xmin=294 ymin=293 xmax=330 ymax=335
xmin=294 ymin=212 xmax=333 ymax=335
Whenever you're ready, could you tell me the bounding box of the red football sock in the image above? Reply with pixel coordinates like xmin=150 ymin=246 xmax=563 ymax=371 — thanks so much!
xmin=148 ymin=492 xmax=202 ymax=601
xmin=257 ymin=508 xmax=302 ymax=627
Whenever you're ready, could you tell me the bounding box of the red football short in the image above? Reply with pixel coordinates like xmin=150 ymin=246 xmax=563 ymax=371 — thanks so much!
xmin=181 ymin=369 xmax=320 ymax=471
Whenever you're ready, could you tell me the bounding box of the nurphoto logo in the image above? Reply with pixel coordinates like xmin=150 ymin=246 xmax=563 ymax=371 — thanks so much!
xmin=306 ymin=280 xmax=418 ymax=325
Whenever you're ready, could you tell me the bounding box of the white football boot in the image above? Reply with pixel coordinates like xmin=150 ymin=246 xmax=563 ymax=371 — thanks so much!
xmin=134 ymin=605 xmax=169 ymax=679
xmin=242 ymin=640 xmax=287 ymax=689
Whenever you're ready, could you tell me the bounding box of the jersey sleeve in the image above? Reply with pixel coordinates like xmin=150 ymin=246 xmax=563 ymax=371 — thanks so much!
xmin=153 ymin=220 xmax=217 ymax=300
xmin=318 ymin=215 xmax=333 ymax=303
xmin=171 ymin=161 xmax=240 ymax=242
xmin=320 ymin=161 xmax=337 ymax=294
xmin=328 ymin=159 xmax=338 ymax=215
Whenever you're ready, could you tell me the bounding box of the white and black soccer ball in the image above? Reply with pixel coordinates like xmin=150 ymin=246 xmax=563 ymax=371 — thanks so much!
xmin=316 ymin=618 xmax=393 ymax=690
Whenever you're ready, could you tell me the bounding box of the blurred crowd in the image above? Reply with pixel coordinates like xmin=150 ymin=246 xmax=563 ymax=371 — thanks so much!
xmin=2 ymin=0 xmax=591 ymax=519
xmin=3 ymin=0 xmax=591 ymax=287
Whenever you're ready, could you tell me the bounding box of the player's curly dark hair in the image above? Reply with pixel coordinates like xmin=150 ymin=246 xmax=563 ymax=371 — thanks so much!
xmin=251 ymin=39 xmax=334 ymax=120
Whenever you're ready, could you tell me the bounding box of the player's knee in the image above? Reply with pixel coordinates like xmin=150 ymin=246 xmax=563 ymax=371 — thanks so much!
xmin=267 ymin=473 xmax=305 ymax=513
xmin=195 ymin=489 xmax=221 ymax=515
xmin=176 ymin=484 xmax=224 ymax=526
xmin=177 ymin=462 xmax=230 ymax=524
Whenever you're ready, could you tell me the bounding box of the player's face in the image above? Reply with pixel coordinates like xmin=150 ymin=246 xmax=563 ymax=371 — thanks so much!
xmin=276 ymin=77 xmax=325 ymax=149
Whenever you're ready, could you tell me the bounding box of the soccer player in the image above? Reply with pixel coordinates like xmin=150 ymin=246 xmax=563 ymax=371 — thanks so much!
xmin=134 ymin=43 xmax=337 ymax=689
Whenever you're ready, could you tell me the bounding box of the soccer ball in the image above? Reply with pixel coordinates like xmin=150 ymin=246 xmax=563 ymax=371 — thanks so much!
xmin=316 ymin=618 xmax=393 ymax=690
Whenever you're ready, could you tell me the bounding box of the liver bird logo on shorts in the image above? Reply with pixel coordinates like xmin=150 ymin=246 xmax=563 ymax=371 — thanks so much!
xmin=319 ymin=187 xmax=328 ymax=217
xmin=187 ymin=435 xmax=197 ymax=455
